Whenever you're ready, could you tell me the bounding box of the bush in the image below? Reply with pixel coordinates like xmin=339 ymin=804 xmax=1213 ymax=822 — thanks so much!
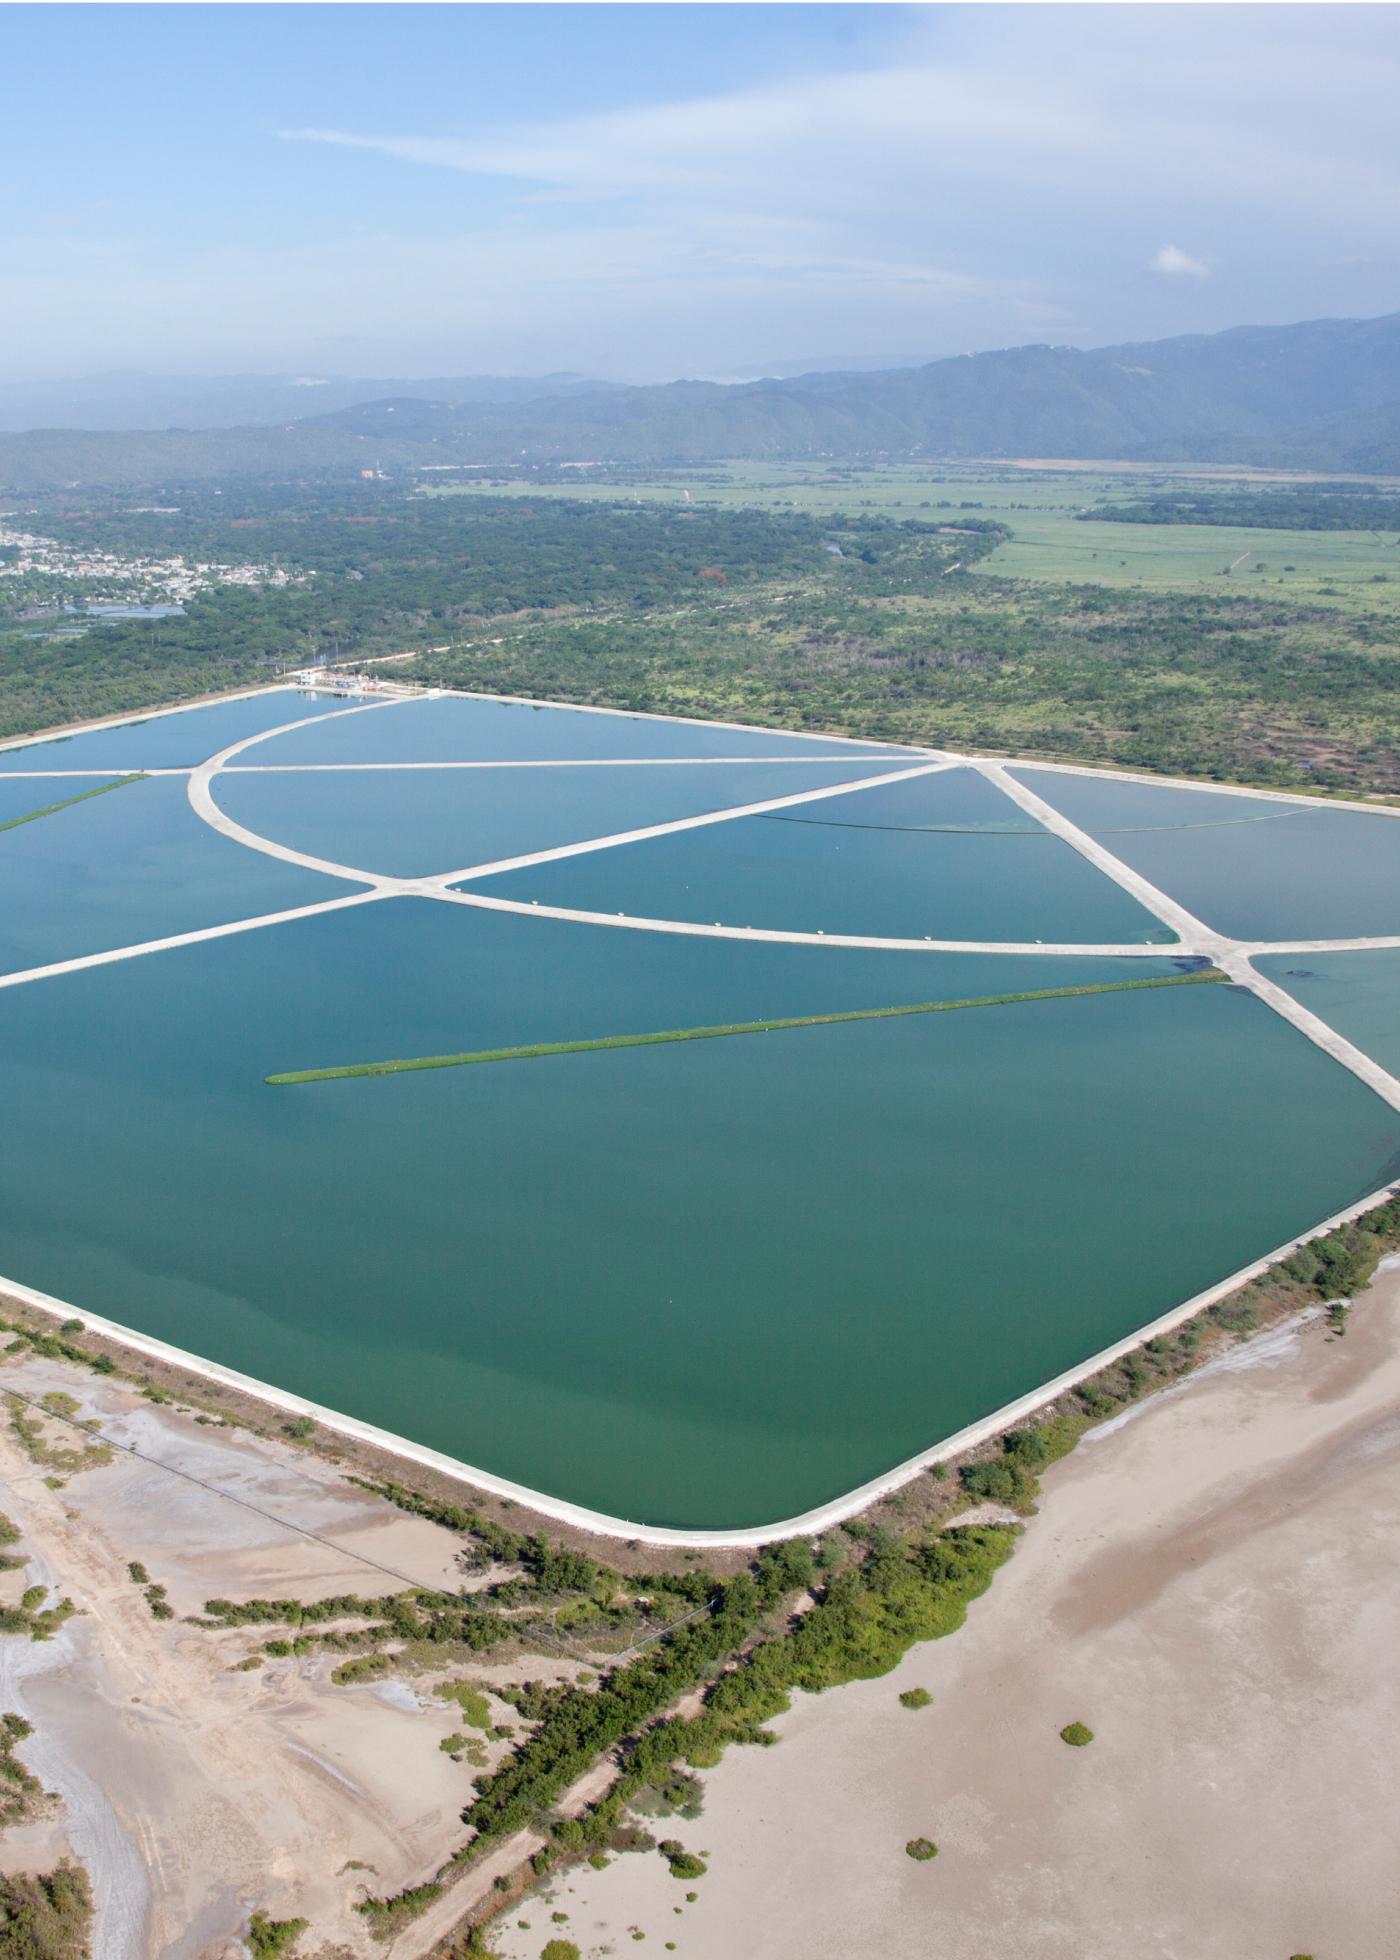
xmin=354 ymin=1884 xmax=442 ymax=1937
xmin=658 ymin=1841 xmax=706 ymax=1880
xmin=246 ymin=1912 xmax=308 ymax=1959
xmin=905 ymin=1837 xmax=938 ymax=1861
xmin=541 ymin=1943 xmax=581 ymax=1960
xmin=1060 ymin=1722 xmax=1094 ymax=1747
xmin=898 ymin=1687 xmax=932 ymax=1710
xmin=0 ymin=1863 xmax=92 ymax=1957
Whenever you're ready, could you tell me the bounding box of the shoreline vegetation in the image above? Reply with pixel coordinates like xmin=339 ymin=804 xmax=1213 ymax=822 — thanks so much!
xmin=3 ymin=1184 xmax=1396 ymax=1954
xmin=264 ymin=969 xmax=1222 ymax=1086
xmin=0 ymin=771 xmax=141 ymax=833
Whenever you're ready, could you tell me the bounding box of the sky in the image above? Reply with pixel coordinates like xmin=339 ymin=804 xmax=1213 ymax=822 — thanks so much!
xmin=6 ymin=2 xmax=1400 ymax=383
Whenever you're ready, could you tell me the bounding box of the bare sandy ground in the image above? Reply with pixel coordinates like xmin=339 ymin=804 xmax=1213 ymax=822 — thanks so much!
xmin=0 ymin=1354 xmax=489 ymax=1958
xmin=498 ymin=1264 xmax=1400 ymax=1960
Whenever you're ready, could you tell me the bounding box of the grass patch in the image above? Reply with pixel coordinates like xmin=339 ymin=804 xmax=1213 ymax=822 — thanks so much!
xmin=0 ymin=773 xmax=142 ymax=834
xmin=898 ymin=1687 xmax=932 ymax=1710
xmin=266 ymin=971 xmax=1221 ymax=1085
xmin=905 ymin=1837 xmax=938 ymax=1861
xmin=1060 ymin=1721 xmax=1094 ymax=1747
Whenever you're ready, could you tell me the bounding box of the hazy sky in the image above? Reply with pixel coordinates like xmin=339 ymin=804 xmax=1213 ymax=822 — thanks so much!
xmin=7 ymin=2 xmax=1400 ymax=381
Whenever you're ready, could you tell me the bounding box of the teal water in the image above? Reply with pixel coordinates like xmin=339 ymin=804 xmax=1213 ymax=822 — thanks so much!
xmin=0 ymin=898 xmax=1394 ymax=1529
xmin=214 ymin=759 xmax=913 ymax=880
xmin=0 ymin=690 xmax=330 ymax=774
xmin=0 ymin=779 xmax=105 ymax=826
xmin=463 ymin=769 xmax=1172 ymax=944
xmin=242 ymin=693 xmax=921 ymax=765
xmin=1014 ymin=768 xmax=1400 ymax=941
xmin=1256 ymin=950 xmax=1400 ymax=1079
xmin=0 ymin=777 xmax=355 ymax=975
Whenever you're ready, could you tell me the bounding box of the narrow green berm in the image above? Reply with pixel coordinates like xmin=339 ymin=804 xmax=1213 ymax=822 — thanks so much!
xmin=0 ymin=773 xmax=143 ymax=833
xmin=266 ymin=969 xmax=1225 ymax=1086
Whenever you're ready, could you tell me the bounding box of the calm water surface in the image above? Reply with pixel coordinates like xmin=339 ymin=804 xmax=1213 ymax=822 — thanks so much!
xmin=0 ymin=689 xmax=330 ymax=774
xmin=1 ymin=900 xmax=1394 ymax=1528
xmin=0 ymin=778 xmax=353 ymax=974
xmin=465 ymin=768 xmax=1172 ymax=944
xmin=1014 ymin=769 xmax=1400 ymax=941
xmin=215 ymin=758 xmax=911 ymax=880
xmin=1257 ymin=950 xmax=1400 ymax=1078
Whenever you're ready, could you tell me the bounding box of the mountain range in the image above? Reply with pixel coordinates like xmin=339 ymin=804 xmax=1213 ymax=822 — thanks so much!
xmin=2 ymin=313 xmax=1398 ymax=489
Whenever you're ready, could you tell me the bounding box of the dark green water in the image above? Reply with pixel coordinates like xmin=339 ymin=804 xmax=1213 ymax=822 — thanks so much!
xmin=0 ymin=778 xmax=354 ymax=975
xmin=464 ymin=769 xmax=1172 ymax=944
xmin=1014 ymin=768 xmax=1400 ymax=941
xmin=1257 ymin=950 xmax=1400 ymax=1078
xmin=215 ymin=758 xmax=909 ymax=880
xmin=1 ymin=899 xmax=1395 ymax=1529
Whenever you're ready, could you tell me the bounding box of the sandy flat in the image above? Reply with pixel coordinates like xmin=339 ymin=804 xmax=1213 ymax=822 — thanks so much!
xmin=498 ymin=1266 xmax=1400 ymax=1960
xmin=0 ymin=1356 xmax=484 ymax=1957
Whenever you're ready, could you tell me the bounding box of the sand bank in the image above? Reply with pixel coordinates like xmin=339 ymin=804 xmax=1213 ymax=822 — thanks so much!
xmin=495 ymin=1263 xmax=1400 ymax=1960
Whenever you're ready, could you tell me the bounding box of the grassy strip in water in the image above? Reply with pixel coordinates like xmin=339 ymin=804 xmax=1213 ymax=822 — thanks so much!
xmin=0 ymin=772 xmax=141 ymax=833
xmin=266 ymin=969 xmax=1224 ymax=1086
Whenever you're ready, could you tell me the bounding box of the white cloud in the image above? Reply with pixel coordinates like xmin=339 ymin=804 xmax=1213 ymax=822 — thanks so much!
xmin=1151 ymin=244 xmax=1210 ymax=279
xmin=11 ymin=7 xmax=1400 ymax=377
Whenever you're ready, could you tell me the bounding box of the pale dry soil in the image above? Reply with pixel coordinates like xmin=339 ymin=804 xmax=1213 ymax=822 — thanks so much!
xmin=0 ymin=1352 xmax=497 ymax=1959
xmin=500 ymin=1266 xmax=1400 ymax=1960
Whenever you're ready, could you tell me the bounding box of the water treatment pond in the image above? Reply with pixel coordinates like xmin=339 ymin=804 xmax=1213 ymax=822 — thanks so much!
xmin=1 ymin=688 xmax=1398 ymax=1531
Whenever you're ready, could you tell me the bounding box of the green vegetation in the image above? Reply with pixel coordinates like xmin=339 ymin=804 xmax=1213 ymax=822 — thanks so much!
xmin=245 ymin=1912 xmax=308 ymax=1959
xmin=905 ymin=1838 xmax=938 ymax=1861
xmin=6 ymin=1394 xmax=112 ymax=1481
xmin=354 ymin=1883 xmax=443 ymax=1938
xmin=0 ymin=1865 xmax=92 ymax=1960
xmin=0 ymin=1593 xmax=78 ymax=1642
xmin=898 ymin=1687 xmax=932 ymax=1709
xmin=1 ymin=490 xmax=971 ymax=740
xmin=659 ymin=1841 xmax=707 ymax=1880
xmin=0 ymin=1713 xmax=45 ymax=1828
xmin=265 ymin=973 xmax=1221 ymax=1085
xmin=438 ymin=1681 xmax=493 ymax=1729
xmin=540 ymin=1943 xmax=581 ymax=1960
xmin=0 ymin=773 xmax=140 ymax=834
xmin=402 ymin=572 xmax=1400 ymax=795
xmin=1090 ymin=487 xmax=1400 ymax=532
xmin=1060 ymin=1722 xmax=1094 ymax=1747
xmin=450 ymin=1526 xmax=1012 ymax=1871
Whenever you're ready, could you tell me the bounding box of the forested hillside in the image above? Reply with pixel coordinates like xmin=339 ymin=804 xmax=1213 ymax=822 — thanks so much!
xmin=3 ymin=312 xmax=1400 ymax=489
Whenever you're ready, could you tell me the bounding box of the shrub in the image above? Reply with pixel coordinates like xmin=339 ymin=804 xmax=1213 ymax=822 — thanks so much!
xmin=1060 ymin=1722 xmax=1094 ymax=1747
xmin=905 ymin=1837 xmax=938 ymax=1861
xmin=354 ymin=1883 xmax=442 ymax=1937
xmin=898 ymin=1687 xmax=932 ymax=1710
xmin=0 ymin=1862 xmax=92 ymax=1957
xmin=541 ymin=1944 xmax=581 ymax=1960
xmin=246 ymin=1911 xmax=308 ymax=1959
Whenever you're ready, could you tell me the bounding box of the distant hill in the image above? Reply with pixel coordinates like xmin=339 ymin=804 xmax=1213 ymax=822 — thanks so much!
xmin=0 ymin=369 xmax=617 ymax=433
xmin=3 ymin=313 xmax=1399 ymax=489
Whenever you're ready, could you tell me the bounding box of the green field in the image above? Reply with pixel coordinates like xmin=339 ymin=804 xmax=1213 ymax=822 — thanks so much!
xmin=423 ymin=461 xmax=1400 ymax=613
xmin=971 ymin=512 xmax=1400 ymax=605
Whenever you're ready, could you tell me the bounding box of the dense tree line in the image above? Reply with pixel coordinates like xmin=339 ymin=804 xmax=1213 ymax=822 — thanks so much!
xmin=1 ymin=491 xmax=981 ymax=741
xmin=402 ymin=575 xmax=1400 ymax=795
xmin=1089 ymin=487 xmax=1400 ymax=532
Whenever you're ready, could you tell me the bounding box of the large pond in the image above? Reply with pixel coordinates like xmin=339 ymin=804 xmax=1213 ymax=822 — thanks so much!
xmin=1 ymin=690 xmax=1398 ymax=1530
